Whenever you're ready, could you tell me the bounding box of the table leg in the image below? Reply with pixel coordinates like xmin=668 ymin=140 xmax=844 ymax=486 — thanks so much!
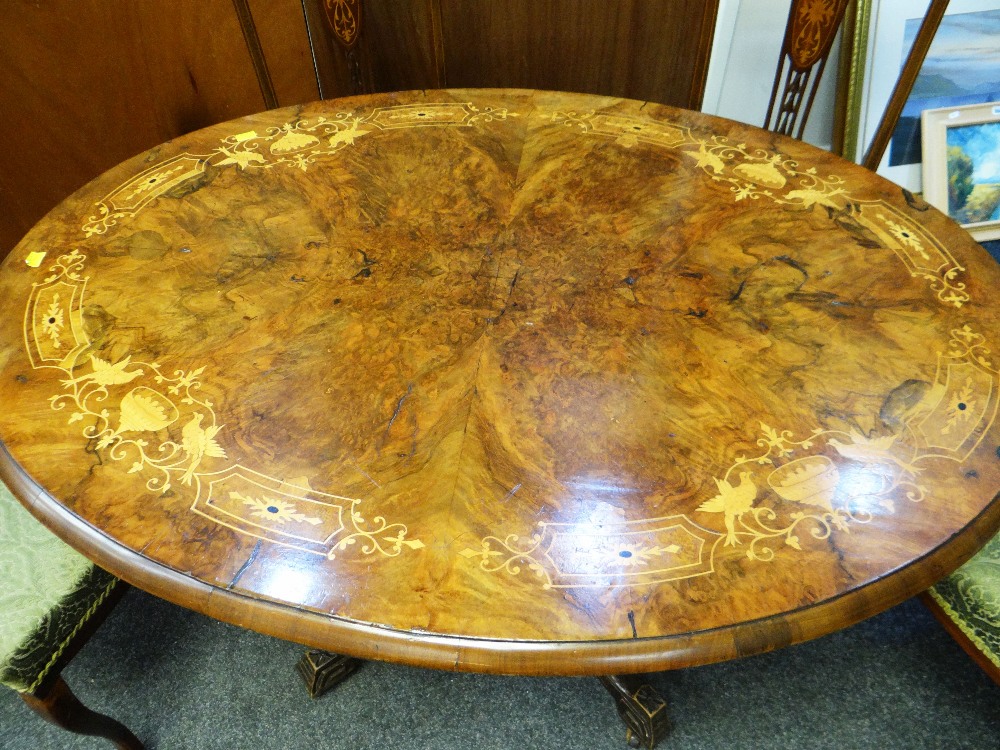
xmin=598 ymin=674 xmax=671 ymax=749
xmin=295 ymin=650 xmax=363 ymax=698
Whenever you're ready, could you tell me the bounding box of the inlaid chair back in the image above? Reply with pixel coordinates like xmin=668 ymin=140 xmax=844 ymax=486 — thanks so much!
xmin=0 ymin=481 xmax=143 ymax=749
xmin=764 ymin=0 xmax=852 ymax=138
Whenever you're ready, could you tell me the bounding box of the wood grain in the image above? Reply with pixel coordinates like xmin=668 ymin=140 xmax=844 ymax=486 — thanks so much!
xmin=0 ymin=0 xmax=267 ymax=257
xmin=438 ymin=0 xmax=717 ymax=108
xmin=365 ymin=0 xmax=444 ymax=90
xmin=0 ymin=0 xmax=321 ymax=260
xmin=1 ymin=90 xmax=998 ymax=676
xmin=306 ymin=0 xmax=719 ymax=109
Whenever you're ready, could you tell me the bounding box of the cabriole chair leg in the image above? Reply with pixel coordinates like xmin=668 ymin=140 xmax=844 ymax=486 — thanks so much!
xmin=20 ymin=675 xmax=144 ymax=750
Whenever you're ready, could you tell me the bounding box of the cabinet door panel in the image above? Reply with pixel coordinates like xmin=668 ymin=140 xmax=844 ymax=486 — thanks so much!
xmin=365 ymin=0 xmax=444 ymax=91
xmin=0 ymin=0 xmax=267 ymax=256
xmin=437 ymin=0 xmax=717 ymax=106
xmin=439 ymin=0 xmax=633 ymax=94
xmin=305 ymin=1 xmax=718 ymax=112
xmin=246 ymin=0 xmax=323 ymax=106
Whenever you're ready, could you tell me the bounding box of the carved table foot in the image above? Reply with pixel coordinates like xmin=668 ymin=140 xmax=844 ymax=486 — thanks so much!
xmin=599 ymin=675 xmax=671 ymax=749
xmin=295 ymin=650 xmax=363 ymax=698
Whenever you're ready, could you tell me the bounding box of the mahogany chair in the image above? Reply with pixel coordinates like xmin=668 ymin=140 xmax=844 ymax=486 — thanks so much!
xmin=764 ymin=0 xmax=852 ymax=139
xmin=765 ymin=0 xmax=948 ymax=172
xmin=0 ymin=481 xmax=144 ymax=749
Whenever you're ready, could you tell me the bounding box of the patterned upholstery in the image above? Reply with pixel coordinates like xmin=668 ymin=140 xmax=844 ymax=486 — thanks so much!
xmin=0 ymin=481 xmax=118 ymax=693
xmin=928 ymin=533 xmax=1000 ymax=671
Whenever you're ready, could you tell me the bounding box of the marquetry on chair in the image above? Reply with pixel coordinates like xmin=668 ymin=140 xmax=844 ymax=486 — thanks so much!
xmin=767 ymin=0 xmax=949 ymax=171
xmin=764 ymin=0 xmax=852 ymax=139
xmin=0 ymin=481 xmax=144 ymax=749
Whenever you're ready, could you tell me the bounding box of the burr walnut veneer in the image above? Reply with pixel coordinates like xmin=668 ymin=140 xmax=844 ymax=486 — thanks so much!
xmin=2 ymin=89 xmax=1000 ymax=679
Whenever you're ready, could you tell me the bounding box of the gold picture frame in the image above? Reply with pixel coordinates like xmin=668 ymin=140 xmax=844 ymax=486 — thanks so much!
xmin=835 ymin=0 xmax=1000 ymax=191
xmin=921 ymin=102 xmax=1000 ymax=241
xmin=834 ymin=0 xmax=873 ymax=163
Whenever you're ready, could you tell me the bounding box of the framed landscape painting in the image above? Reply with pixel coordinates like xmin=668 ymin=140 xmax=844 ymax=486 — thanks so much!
xmin=922 ymin=102 xmax=1000 ymax=240
xmin=843 ymin=0 xmax=1000 ymax=191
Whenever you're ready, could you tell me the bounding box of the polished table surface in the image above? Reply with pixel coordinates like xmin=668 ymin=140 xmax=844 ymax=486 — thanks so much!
xmin=1 ymin=89 xmax=999 ymax=677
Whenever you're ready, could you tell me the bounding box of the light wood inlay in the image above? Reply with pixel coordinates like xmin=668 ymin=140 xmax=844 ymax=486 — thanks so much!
xmin=1 ymin=90 xmax=999 ymax=676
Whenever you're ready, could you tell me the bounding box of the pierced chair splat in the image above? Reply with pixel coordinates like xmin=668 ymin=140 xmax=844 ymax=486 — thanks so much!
xmin=764 ymin=0 xmax=852 ymax=138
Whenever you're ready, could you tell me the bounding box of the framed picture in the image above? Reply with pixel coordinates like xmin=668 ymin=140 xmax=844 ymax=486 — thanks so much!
xmin=837 ymin=0 xmax=1000 ymax=191
xmin=922 ymin=102 xmax=1000 ymax=240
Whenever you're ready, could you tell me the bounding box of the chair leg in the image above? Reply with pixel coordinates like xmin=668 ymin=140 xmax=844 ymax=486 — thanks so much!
xmin=21 ymin=675 xmax=144 ymax=750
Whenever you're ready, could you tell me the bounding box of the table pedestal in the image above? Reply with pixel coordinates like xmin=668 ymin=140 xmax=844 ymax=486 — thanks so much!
xmin=298 ymin=650 xmax=671 ymax=748
xmin=295 ymin=650 xmax=363 ymax=699
xmin=599 ymin=675 xmax=671 ymax=749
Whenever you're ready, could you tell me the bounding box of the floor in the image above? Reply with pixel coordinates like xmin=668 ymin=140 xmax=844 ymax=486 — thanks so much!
xmin=1 ymin=590 xmax=998 ymax=749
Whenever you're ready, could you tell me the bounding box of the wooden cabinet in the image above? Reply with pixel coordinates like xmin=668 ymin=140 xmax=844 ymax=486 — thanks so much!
xmin=305 ymin=0 xmax=718 ymax=108
xmin=0 ymin=0 xmax=717 ymax=258
xmin=0 ymin=0 xmax=318 ymax=256
xmin=436 ymin=0 xmax=717 ymax=103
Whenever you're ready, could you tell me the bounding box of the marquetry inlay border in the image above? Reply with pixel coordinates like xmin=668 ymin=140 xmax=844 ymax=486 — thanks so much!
xmin=18 ymin=100 xmax=997 ymax=588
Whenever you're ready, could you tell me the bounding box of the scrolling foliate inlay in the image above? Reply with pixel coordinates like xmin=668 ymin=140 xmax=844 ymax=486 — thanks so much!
xmin=788 ymin=0 xmax=850 ymax=68
xmin=324 ymin=0 xmax=361 ymax=48
xmin=909 ymin=326 xmax=1000 ymax=461
xmin=22 ymin=251 xmax=423 ymax=561
xmin=83 ymin=156 xmax=208 ymax=237
xmin=552 ymin=110 xmax=969 ymax=307
xmin=83 ymin=103 xmax=518 ymax=236
xmin=193 ymin=467 xmax=424 ymax=560
xmin=25 ymin=249 xmax=89 ymax=369
xmin=463 ymin=361 xmax=999 ymax=589
xmin=460 ymin=516 xmax=722 ymax=589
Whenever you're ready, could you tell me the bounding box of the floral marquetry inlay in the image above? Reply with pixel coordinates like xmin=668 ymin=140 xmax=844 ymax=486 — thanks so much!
xmin=21 ymin=251 xmax=423 ymax=562
xmin=788 ymin=0 xmax=851 ymax=68
xmin=2 ymin=90 xmax=999 ymax=672
xmin=461 ymin=516 xmax=720 ymax=589
xmin=464 ymin=400 xmax=996 ymax=589
xmin=193 ymin=468 xmax=424 ymax=560
xmin=324 ymin=0 xmax=361 ymax=48
xmin=82 ymin=102 xmax=518 ymax=236
xmin=554 ymin=109 xmax=969 ymax=307
xmin=911 ymin=327 xmax=1000 ymax=460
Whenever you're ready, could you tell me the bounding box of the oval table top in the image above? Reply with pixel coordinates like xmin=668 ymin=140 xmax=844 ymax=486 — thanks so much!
xmin=2 ymin=89 xmax=999 ymax=676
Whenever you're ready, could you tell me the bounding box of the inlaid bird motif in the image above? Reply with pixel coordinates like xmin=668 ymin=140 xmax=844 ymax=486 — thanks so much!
xmin=60 ymin=355 xmax=142 ymax=388
xmin=784 ymin=185 xmax=848 ymax=209
xmin=179 ymin=413 xmax=227 ymax=485
xmin=688 ymin=141 xmax=726 ymax=174
xmin=328 ymin=118 xmax=368 ymax=147
xmin=697 ymin=471 xmax=757 ymax=546
xmin=215 ymin=146 xmax=265 ymax=170
xmin=828 ymin=430 xmax=920 ymax=474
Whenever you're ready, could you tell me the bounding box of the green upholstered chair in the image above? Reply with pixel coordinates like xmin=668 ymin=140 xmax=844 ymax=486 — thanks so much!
xmin=0 ymin=481 xmax=144 ymax=748
xmin=924 ymin=533 xmax=1000 ymax=684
